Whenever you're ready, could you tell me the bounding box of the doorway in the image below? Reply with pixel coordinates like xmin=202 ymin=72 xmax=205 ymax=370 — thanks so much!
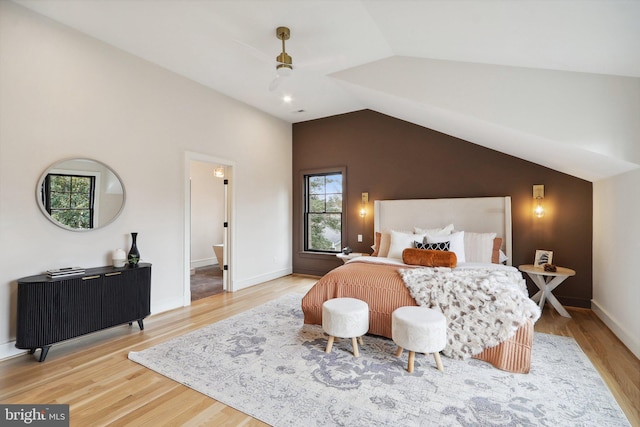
xmin=184 ymin=152 xmax=233 ymax=305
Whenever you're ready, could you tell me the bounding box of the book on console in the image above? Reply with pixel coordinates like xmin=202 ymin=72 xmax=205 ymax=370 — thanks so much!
xmin=46 ymin=267 xmax=85 ymax=277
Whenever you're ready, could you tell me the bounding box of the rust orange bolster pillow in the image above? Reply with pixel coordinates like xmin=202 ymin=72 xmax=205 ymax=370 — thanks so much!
xmin=402 ymin=248 xmax=457 ymax=268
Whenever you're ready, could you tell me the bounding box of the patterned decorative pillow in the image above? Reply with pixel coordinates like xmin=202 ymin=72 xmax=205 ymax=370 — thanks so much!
xmin=414 ymin=241 xmax=450 ymax=251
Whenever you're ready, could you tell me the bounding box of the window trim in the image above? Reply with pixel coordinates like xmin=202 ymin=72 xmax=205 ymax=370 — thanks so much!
xmin=301 ymin=166 xmax=347 ymax=254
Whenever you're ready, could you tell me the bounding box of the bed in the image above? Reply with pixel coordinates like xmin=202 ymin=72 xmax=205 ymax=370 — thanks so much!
xmin=301 ymin=196 xmax=540 ymax=373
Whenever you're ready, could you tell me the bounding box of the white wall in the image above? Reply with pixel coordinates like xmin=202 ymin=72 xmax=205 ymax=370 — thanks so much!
xmin=593 ymin=168 xmax=640 ymax=359
xmin=0 ymin=2 xmax=292 ymax=357
xmin=190 ymin=161 xmax=225 ymax=269
xmin=334 ymin=57 xmax=640 ymax=181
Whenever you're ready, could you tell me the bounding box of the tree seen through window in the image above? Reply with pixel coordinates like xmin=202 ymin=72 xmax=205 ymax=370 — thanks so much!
xmin=305 ymin=172 xmax=343 ymax=252
xmin=44 ymin=174 xmax=95 ymax=229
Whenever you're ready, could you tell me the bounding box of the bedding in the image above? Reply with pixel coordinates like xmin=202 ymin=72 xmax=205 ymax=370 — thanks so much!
xmin=425 ymin=231 xmax=466 ymax=263
xmin=301 ymin=257 xmax=537 ymax=373
xmin=399 ymin=266 xmax=540 ymax=359
xmin=388 ymin=230 xmax=427 ymax=259
xmin=372 ymin=197 xmax=513 ymax=266
xmin=463 ymin=231 xmax=497 ymax=264
xmin=401 ymin=248 xmax=457 ymax=268
xmin=372 ymin=231 xmax=504 ymax=264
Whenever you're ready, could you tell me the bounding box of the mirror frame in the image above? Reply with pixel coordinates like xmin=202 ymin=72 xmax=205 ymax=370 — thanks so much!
xmin=36 ymin=158 xmax=126 ymax=232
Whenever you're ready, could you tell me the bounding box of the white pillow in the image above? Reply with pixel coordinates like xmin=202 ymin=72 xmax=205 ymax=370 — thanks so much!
xmin=388 ymin=230 xmax=426 ymax=259
xmin=425 ymin=231 xmax=465 ymax=263
xmin=413 ymin=224 xmax=454 ymax=235
xmin=463 ymin=232 xmax=496 ymax=263
xmin=499 ymin=250 xmax=509 ymax=264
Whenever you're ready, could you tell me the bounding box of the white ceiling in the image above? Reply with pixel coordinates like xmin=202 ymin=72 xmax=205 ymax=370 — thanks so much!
xmin=13 ymin=0 xmax=640 ymax=181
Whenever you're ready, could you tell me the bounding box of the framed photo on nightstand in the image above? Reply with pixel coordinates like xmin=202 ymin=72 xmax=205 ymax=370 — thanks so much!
xmin=534 ymin=250 xmax=553 ymax=266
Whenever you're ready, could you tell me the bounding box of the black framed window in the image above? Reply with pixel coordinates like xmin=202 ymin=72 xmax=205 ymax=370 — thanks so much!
xmin=43 ymin=174 xmax=96 ymax=229
xmin=304 ymin=170 xmax=344 ymax=252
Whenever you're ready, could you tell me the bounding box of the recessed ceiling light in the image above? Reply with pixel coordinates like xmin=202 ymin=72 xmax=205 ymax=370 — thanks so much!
xmin=283 ymin=95 xmax=293 ymax=103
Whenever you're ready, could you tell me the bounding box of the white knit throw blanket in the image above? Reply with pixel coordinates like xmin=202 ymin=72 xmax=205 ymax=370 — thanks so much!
xmin=399 ymin=267 xmax=541 ymax=359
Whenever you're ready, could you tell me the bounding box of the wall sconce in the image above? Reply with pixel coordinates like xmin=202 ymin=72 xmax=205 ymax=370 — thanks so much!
xmin=533 ymin=185 xmax=544 ymax=218
xmin=360 ymin=192 xmax=369 ymax=217
xmin=213 ymin=167 xmax=225 ymax=178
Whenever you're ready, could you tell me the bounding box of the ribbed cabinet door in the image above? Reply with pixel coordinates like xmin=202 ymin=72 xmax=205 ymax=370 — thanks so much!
xmin=101 ymin=265 xmax=151 ymax=327
xmin=102 ymin=270 xmax=138 ymax=327
xmin=61 ymin=276 xmax=103 ymax=337
xmin=136 ymin=266 xmax=151 ymax=317
xmin=16 ymin=281 xmax=48 ymax=348
xmin=16 ymin=277 xmax=103 ymax=347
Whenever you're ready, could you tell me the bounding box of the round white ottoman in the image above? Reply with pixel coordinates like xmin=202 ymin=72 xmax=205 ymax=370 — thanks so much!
xmin=322 ymin=298 xmax=369 ymax=357
xmin=392 ymin=306 xmax=446 ymax=373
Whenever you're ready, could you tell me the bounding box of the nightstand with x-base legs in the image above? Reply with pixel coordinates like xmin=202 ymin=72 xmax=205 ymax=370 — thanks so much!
xmin=519 ymin=264 xmax=575 ymax=318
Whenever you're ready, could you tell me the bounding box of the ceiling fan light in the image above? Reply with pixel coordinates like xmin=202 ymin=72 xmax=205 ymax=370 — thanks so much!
xmin=276 ymin=64 xmax=292 ymax=77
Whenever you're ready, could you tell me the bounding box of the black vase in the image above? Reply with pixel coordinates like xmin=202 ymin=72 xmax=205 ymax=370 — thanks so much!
xmin=128 ymin=232 xmax=140 ymax=267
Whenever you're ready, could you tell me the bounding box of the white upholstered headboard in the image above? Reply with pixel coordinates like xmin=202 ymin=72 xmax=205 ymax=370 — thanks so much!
xmin=373 ymin=197 xmax=512 ymax=265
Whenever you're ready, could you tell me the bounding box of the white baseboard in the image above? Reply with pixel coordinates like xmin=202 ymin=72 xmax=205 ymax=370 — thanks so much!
xmin=591 ymin=299 xmax=640 ymax=360
xmin=0 ymin=341 xmax=26 ymax=361
xmin=190 ymin=257 xmax=216 ymax=270
xmin=232 ymin=267 xmax=293 ymax=292
xmin=151 ymin=297 xmax=186 ymax=317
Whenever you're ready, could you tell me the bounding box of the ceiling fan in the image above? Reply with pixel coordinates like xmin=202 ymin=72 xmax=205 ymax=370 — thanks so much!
xmin=233 ymin=26 xmax=303 ymax=92
xmin=270 ymin=26 xmax=293 ymax=91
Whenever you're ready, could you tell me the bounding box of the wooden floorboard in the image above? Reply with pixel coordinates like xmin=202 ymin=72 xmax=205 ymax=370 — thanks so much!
xmin=1 ymin=274 xmax=638 ymax=426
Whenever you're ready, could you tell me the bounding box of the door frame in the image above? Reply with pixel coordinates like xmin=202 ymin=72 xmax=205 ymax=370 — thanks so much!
xmin=183 ymin=151 xmax=235 ymax=305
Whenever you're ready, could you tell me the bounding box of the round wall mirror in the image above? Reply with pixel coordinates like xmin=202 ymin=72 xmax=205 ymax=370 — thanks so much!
xmin=36 ymin=158 xmax=126 ymax=231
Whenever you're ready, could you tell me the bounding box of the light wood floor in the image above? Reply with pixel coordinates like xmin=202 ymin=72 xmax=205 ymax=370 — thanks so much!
xmin=1 ymin=274 xmax=638 ymax=426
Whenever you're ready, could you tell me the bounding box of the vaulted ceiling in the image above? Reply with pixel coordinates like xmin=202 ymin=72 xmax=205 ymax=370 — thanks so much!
xmin=14 ymin=0 xmax=640 ymax=181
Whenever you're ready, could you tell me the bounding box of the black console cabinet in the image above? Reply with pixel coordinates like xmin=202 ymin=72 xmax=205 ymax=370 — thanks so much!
xmin=16 ymin=263 xmax=151 ymax=362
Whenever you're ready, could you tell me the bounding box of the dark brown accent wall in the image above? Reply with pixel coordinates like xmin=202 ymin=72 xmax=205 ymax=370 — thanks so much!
xmin=293 ymin=110 xmax=593 ymax=308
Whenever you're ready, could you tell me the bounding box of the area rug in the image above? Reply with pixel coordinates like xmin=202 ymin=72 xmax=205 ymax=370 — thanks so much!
xmin=128 ymin=294 xmax=630 ymax=426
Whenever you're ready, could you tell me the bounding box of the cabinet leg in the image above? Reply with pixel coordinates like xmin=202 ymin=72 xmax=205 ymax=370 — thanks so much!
xmin=137 ymin=319 xmax=144 ymax=330
xmin=29 ymin=348 xmax=36 ymax=355
xmin=38 ymin=346 xmax=50 ymax=362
